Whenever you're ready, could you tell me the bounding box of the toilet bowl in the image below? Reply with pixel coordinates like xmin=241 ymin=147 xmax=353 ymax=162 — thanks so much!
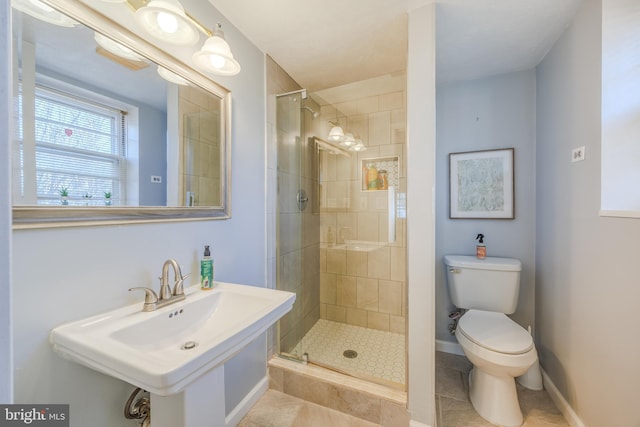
xmin=444 ymin=255 xmax=543 ymax=426
xmin=456 ymin=309 xmax=538 ymax=427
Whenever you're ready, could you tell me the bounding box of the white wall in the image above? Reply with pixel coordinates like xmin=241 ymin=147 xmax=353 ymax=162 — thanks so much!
xmin=407 ymin=3 xmax=436 ymax=425
xmin=536 ymin=0 xmax=640 ymax=426
xmin=9 ymin=3 xmax=267 ymax=426
xmin=435 ymin=70 xmax=537 ymax=342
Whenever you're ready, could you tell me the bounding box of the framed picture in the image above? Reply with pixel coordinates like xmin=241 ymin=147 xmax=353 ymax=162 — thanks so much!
xmin=449 ymin=148 xmax=514 ymax=219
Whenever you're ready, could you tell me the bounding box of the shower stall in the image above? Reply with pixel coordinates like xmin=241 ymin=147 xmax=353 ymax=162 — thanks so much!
xmin=275 ymin=87 xmax=407 ymax=389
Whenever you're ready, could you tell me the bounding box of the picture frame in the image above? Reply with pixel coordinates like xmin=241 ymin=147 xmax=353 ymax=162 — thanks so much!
xmin=449 ymin=148 xmax=514 ymax=219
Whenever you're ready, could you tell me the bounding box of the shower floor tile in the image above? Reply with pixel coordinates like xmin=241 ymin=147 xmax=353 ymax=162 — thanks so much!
xmin=291 ymin=319 xmax=405 ymax=386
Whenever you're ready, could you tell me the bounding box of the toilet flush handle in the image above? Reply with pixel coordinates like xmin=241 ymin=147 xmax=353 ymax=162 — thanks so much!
xmin=448 ymin=268 xmax=461 ymax=273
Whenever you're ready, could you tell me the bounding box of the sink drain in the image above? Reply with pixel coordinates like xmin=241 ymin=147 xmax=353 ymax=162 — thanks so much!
xmin=343 ymin=349 xmax=358 ymax=359
xmin=181 ymin=341 xmax=198 ymax=350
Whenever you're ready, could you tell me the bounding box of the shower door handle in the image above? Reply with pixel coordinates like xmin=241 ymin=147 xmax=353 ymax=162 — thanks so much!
xmin=297 ymin=189 xmax=309 ymax=211
xmin=388 ymin=186 xmax=396 ymax=243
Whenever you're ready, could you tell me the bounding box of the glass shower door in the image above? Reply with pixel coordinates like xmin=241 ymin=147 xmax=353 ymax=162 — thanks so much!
xmin=275 ymin=90 xmax=319 ymax=362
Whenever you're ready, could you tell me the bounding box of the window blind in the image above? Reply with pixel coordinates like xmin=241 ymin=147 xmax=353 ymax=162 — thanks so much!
xmin=18 ymin=82 xmax=127 ymax=206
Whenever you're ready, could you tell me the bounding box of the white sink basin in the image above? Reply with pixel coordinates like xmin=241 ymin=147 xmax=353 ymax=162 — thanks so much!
xmin=50 ymin=282 xmax=295 ymax=396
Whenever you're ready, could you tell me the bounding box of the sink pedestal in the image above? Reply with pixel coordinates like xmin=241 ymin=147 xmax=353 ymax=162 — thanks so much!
xmin=50 ymin=282 xmax=296 ymax=427
xmin=150 ymin=365 xmax=225 ymax=427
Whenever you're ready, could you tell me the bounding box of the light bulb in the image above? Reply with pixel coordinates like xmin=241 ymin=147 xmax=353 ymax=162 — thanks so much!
xmin=208 ymin=54 xmax=226 ymax=69
xmin=156 ymin=11 xmax=178 ymax=33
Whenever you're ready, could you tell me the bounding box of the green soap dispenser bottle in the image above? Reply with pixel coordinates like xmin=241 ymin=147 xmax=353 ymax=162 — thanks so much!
xmin=200 ymin=245 xmax=214 ymax=290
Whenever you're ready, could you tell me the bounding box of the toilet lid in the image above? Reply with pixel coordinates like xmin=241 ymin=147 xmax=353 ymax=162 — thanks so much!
xmin=457 ymin=310 xmax=533 ymax=355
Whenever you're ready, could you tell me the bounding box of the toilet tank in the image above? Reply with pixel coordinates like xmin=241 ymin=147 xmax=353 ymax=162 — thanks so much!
xmin=444 ymin=255 xmax=522 ymax=314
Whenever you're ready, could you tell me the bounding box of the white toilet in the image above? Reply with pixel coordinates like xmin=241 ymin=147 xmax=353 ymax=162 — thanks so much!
xmin=444 ymin=255 xmax=542 ymax=427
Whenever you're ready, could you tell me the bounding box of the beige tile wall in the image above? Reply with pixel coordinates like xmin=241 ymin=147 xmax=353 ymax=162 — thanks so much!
xmin=179 ymin=85 xmax=221 ymax=206
xmin=318 ymin=91 xmax=407 ymax=334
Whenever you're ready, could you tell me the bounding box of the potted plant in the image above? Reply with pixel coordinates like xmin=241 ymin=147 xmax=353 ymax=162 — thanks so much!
xmin=60 ymin=187 xmax=69 ymax=205
xmin=104 ymin=191 xmax=112 ymax=206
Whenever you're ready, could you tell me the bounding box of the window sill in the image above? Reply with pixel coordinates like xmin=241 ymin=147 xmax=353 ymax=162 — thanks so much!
xmin=599 ymin=210 xmax=640 ymax=219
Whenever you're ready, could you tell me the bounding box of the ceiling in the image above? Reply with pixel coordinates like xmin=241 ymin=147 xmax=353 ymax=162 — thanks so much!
xmin=13 ymin=0 xmax=584 ymax=110
xmin=210 ymin=0 xmax=583 ymax=93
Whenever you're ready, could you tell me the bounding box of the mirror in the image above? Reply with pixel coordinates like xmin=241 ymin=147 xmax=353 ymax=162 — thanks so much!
xmin=11 ymin=0 xmax=231 ymax=227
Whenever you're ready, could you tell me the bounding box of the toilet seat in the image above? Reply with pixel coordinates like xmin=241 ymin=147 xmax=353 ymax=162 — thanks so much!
xmin=457 ymin=309 xmax=533 ymax=355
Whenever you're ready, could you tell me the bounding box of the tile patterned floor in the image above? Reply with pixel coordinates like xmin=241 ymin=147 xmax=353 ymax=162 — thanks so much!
xmin=238 ymin=389 xmax=380 ymax=427
xmin=240 ymin=351 xmax=571 ymax=426
xmin=436 ymin=351 xmax=570 ymax=427
xmin=291 ymin=319 xmax=405 ymax=386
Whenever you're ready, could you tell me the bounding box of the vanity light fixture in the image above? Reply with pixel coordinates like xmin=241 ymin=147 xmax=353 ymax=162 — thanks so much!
xmin=94 ymin=32 xmax=146 ymax=62
xmin=157 ymin=65 xmax=190 ymax=85
xmin=134 ymin=0 xmax=199 ymax=46
xmin=12 ymin=0 xmax=78 ymax=27
xmin=340 ymin=132 xmax=356 ymax=147
xmin=327 ymin=121 xmax=345 ymax=142
xmin=192 ymin=23 xmax=241 ymax=76
xmin=350 ymin=141 xmax=367 ymax=152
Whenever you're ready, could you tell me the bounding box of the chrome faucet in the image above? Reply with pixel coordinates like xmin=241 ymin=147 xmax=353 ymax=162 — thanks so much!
xmin=129 ymin=259 xmax=189 ymax=312
xmin=161 ymin=259 xmax=182 ymax=299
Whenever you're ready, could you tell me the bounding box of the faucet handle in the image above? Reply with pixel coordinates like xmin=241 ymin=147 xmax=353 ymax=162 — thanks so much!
xmin=129 ymin=287 xmax=159 ymax=312
xmin=173 ymin=273 xmax=191 ymax=296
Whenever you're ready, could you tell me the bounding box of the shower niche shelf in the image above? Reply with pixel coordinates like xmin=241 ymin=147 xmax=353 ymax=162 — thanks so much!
xmin=361 ymin=156 xmax=399 ymax=192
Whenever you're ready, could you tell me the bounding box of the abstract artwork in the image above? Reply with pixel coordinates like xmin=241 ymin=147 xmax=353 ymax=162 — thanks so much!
xmin=449 ymin=148 xmax=514 ymax=219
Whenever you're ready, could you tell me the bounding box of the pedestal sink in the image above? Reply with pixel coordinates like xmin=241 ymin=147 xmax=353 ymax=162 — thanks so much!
xmin=50 ymin=282 xmax=295 ymax=427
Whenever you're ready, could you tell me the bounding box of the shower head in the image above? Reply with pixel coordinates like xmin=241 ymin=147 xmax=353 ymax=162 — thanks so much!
xmin=302 ymin=105 xmax=320 ymax=119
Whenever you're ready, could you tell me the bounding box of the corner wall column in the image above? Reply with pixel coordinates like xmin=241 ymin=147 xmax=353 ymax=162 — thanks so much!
xmin=407 ymin=2 xmax=436 ymax=426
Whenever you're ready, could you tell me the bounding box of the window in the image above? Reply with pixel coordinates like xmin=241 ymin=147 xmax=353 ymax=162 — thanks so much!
xmin=600 ymin=0 xmax=640 ymax=217
xmin=17 ymin=82 xmax=127 ymax=206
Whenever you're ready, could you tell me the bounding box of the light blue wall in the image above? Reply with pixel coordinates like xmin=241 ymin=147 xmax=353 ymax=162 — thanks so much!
xmin=435 ymin=70 xmax=537 ymax=343
xmin=138 ymin=105 xmax=167 ymax=206
xmin=9 ymin=3 xmax=266 ymax=427
xmin=536 ymin=0 xmax=640 ymax=425
xmin=0 ymin=0 xmax=14 ymax=403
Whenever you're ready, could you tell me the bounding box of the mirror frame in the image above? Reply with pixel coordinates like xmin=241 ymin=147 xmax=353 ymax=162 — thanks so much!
xmin=12 ymin=0 xmax=232 ymax=229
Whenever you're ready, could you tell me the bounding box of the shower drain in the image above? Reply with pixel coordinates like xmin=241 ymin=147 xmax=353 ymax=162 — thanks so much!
xmin=343 ymin=350 xmax=358 ymax=359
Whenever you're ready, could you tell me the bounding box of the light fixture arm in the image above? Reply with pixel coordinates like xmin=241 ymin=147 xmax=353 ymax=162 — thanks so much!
xmin=183 ymin=10 xmax=213 ymax=37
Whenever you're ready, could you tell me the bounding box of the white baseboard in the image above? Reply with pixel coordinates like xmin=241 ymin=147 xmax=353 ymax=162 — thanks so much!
xmin=225 ymin=376 xmax=269 ymax=427
xmin=435 ymin=339 xmax=464 ymax=356
xmin=541 ymin=369 xmax=586 ymax=427
xmin=409 ymin=421 xmax=433 ymax=427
